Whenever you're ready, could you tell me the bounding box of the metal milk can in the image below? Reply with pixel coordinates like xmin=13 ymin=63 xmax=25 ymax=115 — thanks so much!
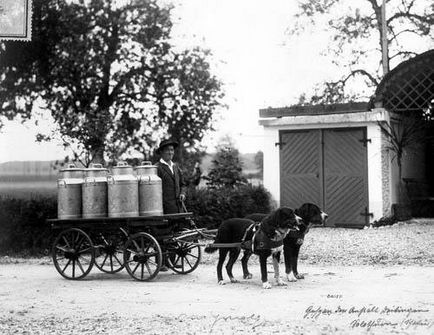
xmin=135 ymin=161 xmax=163 ymax=217
xmin=82 ymin=163 xmax=108 ymax=218
xmin=57 ymin=164 xmax=84 ymax=219
xmin=108 ymin=162 xmax=139 ymax=217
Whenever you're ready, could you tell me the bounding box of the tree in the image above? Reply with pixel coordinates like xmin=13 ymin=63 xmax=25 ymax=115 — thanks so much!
xmin=0 ymin=0 xmax=224 ymax=166
xmin=290 ymin=0 xmax=434 ymax=103
xmin=254 ymin=150 xmax=264 ymax=179
xmin=152 ymin=47 xmax=225 ymax=164
xmin=204 ymin=137 xmax=247 ymax=189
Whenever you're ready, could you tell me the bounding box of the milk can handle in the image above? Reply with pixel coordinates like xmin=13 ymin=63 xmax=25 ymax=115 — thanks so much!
xmin=67 ymin=164 xmax=76 ymax=168
xmin=85 ymin=177 xmax=96 ymax=184
xmin=117 ymin=161 xmax=128 ymax=167
xmin=90 ymin=163 xmax=103 ymax=169
xmin=141 ymin=161 xmax=152 ymax=166
xmin=57 ymin=179 xmax=67 ymax=187
xmin=139 ymin=175 xmax=151 ymax=183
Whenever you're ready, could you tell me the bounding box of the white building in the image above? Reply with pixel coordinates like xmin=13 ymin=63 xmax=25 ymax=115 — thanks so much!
xmin=259 ymin=50 xmax=434 ymax=227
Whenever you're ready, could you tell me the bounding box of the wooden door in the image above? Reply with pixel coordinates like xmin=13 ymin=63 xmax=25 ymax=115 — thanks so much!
xmin=323 ymin=128 xmax=369 ymax=227
xmin=279 ymin=130 xmax=322 ymax=208
xmin=279 ymin=128 xmax=369 ymax=227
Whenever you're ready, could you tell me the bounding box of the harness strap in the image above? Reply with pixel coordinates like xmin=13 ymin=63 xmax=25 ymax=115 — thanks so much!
xmin=206 ymin=223 xmax=259 ymax=250
xmin=252 ymin=230 xmax=257 ymax=253
xmin=207 ymin=242 xmax=242 ymax=248
xmin=241 ymin=223 xmax=256 ymax=244
xmin=241 ymin=223 xmax=259 ymax=252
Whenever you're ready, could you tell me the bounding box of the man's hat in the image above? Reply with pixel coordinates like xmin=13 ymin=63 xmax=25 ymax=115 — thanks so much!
xmin=156 ymin=139 xmax=179 ymax=154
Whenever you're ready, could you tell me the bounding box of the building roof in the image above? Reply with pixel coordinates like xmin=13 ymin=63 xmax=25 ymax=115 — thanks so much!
xmin=369 ymin=49 xmax=434 ymax=115
xmin=259 ymin=102 xmax=369 ymax=118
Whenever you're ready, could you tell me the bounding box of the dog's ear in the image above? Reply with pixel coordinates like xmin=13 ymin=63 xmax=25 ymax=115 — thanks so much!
xmin=262 ymin=207 xmax=297 ymax=237
xmin=276 ymin=207 xmax=297 ymax=229
xmin=295 ymin=204 xmax=308 ymax=222
xmin=262 ymin=208 xmax=286 ymax=235
xmin=296 ymin=203 xmax=320 ymax=222
xmin=297 ymin=203 xmax=324 ymax=226
xmin=261 ymin=210 xmax=278 ymax=237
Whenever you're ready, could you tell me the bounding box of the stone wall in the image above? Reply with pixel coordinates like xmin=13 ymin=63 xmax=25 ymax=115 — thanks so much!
xmin=381 ymin=129 xmax=392 ymax=217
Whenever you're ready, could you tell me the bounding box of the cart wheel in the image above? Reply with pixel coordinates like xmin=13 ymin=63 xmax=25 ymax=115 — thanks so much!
xmin=166 ymin=240 xmax=201 ymax=274
xmin=123 ymin=232 xmax=162 ymax=281
xmin=52 ymin=228 xmax=95 ymax=280
xmin=94 ymin=228 xmax=128 ymax=274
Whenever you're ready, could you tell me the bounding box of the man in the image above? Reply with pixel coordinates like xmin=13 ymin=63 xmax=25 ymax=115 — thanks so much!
xmin=155 ymin=139 xmax=188 ymax=272
xmin=155 ymin=139 xmax=187 ymax=214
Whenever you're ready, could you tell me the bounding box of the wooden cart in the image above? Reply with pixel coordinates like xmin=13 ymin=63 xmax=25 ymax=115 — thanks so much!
xmin=48 ymin=213 xmax=214 ymax=281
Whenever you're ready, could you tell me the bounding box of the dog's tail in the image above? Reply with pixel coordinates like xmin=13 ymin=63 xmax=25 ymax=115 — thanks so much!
xmin=205 ymin=222 xmax=225 ymax=253
xmin=204 ymin=244 xmax=217 ymax=253
xmin=204 ymin=232 xmax=220 ymax=254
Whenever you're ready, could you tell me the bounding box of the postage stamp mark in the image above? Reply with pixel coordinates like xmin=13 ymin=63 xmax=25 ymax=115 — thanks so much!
xmin=0 ymin=0 xmax=32 ymax=41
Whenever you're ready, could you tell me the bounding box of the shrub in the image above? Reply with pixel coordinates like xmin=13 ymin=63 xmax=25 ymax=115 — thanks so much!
xmin=186 ymin=184 xmax=273 ymax=228
xmin=204 ymin=144 xmax=247 ymax=189
xmin=0 ymin=184 xmax=273 ymax=255
xmin=0 ymin=196 xmax=56 ymax=255
xmin=372 ymin=215 xmax=398 ymax=227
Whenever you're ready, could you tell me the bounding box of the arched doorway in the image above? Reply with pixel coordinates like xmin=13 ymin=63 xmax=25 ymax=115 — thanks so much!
xmin=370 ymin=49 xmax=434 ymax=215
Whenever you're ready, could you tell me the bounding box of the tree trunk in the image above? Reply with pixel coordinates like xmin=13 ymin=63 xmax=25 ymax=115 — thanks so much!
xmin=90 ymin=145 xmax=105 ymax=166
xmin=370 ymin=0 xmax=389 ymax=75
xmin=176 ymin=138 xmax=184 ymax=165
xmin=394 ymin=157 xmax=412 ymax=220
xmin=380 ymin=1 xmax=389 ymax=75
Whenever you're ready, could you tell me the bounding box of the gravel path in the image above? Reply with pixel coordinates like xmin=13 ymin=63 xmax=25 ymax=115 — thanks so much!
xmin=199 ymin=218 xmax=434 ymax=267
xmin=0 ymin=219 xmax=433 ymax=334
xmin=300 ymin=219 xmax=434 ymax=266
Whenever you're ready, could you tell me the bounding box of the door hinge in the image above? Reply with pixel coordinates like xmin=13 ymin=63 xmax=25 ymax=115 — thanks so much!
xmin=359 ymin=135 xmax=371 ymax=147
xmin=275 ymin=142 xmax=286 ymax=148
xmin=360 ymin=207 xmax=373 ymax=226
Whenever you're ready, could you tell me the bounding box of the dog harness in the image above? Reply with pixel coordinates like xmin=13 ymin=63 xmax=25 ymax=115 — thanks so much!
xmin=240 ymin=223 xmax=258 ymax=251
xmin=253 ymin=229 xmax=285 ymax=251
xmin=240 ymin=223 xmax=287 ymax=252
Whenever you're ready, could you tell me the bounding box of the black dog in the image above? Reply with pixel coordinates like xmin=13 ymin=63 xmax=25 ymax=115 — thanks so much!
xmin=246 ymin=203 xmax=328 ymax=283
xmin=205 ymin=207 xmax=301 ymax=289
xmin=284 ymin=203 xmax=327 ymax=281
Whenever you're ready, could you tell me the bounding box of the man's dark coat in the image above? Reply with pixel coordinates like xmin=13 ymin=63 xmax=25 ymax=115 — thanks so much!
xmin=155 ymin=161 xmax=187 ymax=214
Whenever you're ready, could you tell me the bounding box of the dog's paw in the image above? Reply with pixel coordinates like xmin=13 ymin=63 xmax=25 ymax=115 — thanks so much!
xmin=295 ymin=273 xmax=305 ymax=279
xmin=262 ymin=282 xmax=272 ymax=289
xmin=243 ymin=273 xmax=253 ymax=279
xmin=230 ymin=277 xmax=239 ymax=283
xmin=286 ymin=273 xmax=298 ymax=282
xmin=275 ymin=277 xmax=287 ymax=286
xmin=218 ymin=280 xmax=226 ymax=285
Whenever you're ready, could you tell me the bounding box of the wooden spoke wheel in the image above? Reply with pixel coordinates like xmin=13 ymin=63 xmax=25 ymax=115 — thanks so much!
xmin=52 ymin=228 xmax=95 ymax=280
xmin=123 ymin=232 xmax=162 ymax=281
xmin=94 ymin=228 xmax=128 ymax=274
xmin=166 ymin=240 xmax=201 ymax=274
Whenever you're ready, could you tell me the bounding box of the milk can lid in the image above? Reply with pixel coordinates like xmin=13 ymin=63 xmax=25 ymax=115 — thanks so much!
xmin=112 ymin=161 xmax=133 ymax=169
xmin=85 ymin=163 xmax=108 ymax=171
xmin=59 ymin=163 xmax=84 ymax=172
xmin=135 ymin=161 xmax=157 ymax=168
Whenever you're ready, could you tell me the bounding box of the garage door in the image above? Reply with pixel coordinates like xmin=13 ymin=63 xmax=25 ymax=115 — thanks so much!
xmin=279 ymin=128 xmax=369 ymax=227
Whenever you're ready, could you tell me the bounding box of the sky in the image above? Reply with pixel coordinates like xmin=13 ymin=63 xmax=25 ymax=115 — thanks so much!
xmin=0 ymin=0 xmax=342 ymax=163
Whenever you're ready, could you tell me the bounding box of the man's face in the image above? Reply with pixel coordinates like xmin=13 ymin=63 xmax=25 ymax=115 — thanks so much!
xmin=161 ymin=145 xmax=175 ymax=162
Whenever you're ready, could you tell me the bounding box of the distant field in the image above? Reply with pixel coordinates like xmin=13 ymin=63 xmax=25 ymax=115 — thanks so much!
xmin=0 ymin=175 xmax=57 ymax=182
xmin=0 ymin=181 xmax=57 ymax=199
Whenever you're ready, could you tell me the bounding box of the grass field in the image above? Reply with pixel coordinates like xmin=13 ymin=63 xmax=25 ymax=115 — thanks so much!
xmin=0 ymin=181 xmax=56 ymax=199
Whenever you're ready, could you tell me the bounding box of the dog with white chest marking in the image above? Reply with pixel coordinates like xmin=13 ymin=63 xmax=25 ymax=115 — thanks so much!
xmin=246 ymin=203 xmax=328 ymax=283
xmin=205 ymin=207 xmax=301 ymax=289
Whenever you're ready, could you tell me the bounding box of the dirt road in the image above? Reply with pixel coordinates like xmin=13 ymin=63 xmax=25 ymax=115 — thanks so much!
xmin=1 ymin=261 xmax=433 ymax=334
